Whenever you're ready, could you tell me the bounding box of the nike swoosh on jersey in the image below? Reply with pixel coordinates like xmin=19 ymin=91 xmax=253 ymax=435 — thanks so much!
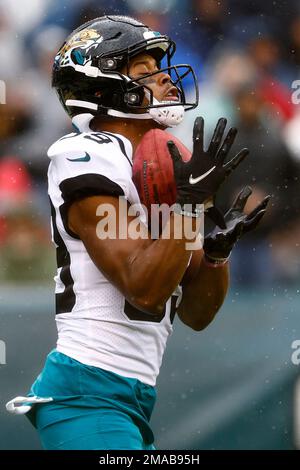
xmin=189 ymin=166 xmax=216 ymax=185
xmin=67 ymin=152 xmax=91 ymax=162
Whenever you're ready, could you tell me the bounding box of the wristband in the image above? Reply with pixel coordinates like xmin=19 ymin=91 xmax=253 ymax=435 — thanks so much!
xmin=173 ymin=203 xmax=203 ymax=218
xmin=203 ymin=252 xmax=230 ymax=267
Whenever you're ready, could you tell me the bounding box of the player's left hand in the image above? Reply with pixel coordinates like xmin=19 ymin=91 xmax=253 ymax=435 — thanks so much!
xmin=203 ymin=186 xmax=270 ymax=261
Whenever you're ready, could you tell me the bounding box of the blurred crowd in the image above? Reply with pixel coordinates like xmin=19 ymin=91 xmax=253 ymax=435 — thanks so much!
xmin=1 ymin=0 xmax=300 ymax=286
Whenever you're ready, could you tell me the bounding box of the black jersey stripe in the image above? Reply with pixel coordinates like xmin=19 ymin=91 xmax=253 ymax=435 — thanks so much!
xmin=49 ymin=197 xmax=76 ymax=315
xmin=124 ymin=300 xmax=166 ymax=323
xmin=123 ymin=294 xmax=178 ymax=324
xmin=59 ymin=173 xmax=125 ymax=239
xmin=170 ymin=295 xmax=177 ymax=324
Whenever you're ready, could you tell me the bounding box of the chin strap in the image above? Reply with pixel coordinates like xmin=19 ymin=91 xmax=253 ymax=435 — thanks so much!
xmin=149 ymin=96 xmax=184 ymax=127
xmin=106 ymin=97 xmax=184 ymax=127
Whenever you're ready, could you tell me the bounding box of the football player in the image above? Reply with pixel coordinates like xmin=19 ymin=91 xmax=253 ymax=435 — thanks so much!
xmin=6 ymin=15 xmax=269 ymax=450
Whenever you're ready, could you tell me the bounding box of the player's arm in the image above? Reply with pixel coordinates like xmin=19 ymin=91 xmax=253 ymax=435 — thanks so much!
xmin=68 ymin=194 xmax=199 ymax=316
xmin=177 ymin=249 xmax=229 ymax=331
xmin=177 ymin=187 xmax=270 ymax=331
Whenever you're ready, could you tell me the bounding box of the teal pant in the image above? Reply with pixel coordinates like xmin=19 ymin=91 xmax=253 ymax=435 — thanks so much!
xmin=27 ymin=350 xmax=156 ymax=450
xmin=37 ymin=407 xmax=155 ymax=450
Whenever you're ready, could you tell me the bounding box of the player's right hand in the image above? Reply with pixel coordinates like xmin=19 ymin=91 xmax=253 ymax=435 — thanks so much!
xmin=167 ymin=117 xmax=249 ymax=223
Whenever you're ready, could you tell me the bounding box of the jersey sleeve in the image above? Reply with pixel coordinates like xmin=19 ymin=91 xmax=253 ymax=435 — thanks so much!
xmin=47 ymin=131 xmax=133 ymax=238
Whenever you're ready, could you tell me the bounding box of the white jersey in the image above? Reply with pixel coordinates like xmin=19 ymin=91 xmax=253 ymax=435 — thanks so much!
xmin=48 ymin=113 xmax=181 ymax=386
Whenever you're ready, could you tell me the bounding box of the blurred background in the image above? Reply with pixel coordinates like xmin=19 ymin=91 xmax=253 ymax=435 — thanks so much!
xmin=1 ymin=0 xmax=300 ymax=450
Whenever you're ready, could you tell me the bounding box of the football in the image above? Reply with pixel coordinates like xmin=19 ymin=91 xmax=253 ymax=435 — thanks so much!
xmin=132 ymin=129 xmax=191 ymax=215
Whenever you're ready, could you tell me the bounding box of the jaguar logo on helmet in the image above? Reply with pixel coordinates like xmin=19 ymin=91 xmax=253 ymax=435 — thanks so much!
xmin=56 ymin=29 xmax=103 ymax=67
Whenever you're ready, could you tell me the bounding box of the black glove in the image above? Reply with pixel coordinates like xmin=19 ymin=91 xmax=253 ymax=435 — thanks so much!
xmin=167 ymin=116 xmax=249 ymax=228
xmin=203 ymin=186 xmax=270 ymax=261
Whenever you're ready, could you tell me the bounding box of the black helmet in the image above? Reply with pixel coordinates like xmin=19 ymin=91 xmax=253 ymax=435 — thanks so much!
xmin=52 ymin=15 xmax=198 ymax=126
